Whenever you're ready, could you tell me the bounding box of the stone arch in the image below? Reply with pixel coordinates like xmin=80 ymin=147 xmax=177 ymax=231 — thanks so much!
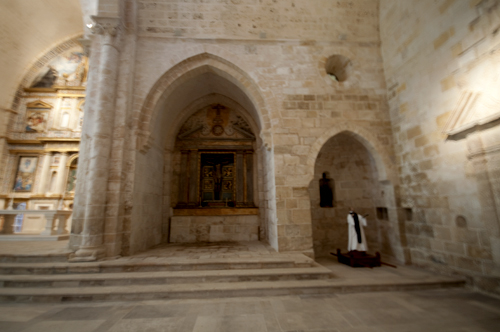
xmin=130 ymin=52 xmax=279 ymax=254
xmin=307 ymin=123 xmax=395 ymax=183
xmin=10 ymin=34 xmax=83 ymax=110
xmin=307 ymin=123 xmax=406 ymax=261
xmin=66 ymin=153 xmax=79 ymax=166
xmin=137 ymin=53 xmax=272 ymax=153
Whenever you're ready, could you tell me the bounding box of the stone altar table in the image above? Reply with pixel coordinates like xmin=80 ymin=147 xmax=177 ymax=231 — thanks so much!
xmin=0 ymin=210 xmax=72 ymax=240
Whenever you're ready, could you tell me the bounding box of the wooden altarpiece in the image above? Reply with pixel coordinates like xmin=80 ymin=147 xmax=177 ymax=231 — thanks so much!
xmin=174 ymin=104 xmax=256 ymax=210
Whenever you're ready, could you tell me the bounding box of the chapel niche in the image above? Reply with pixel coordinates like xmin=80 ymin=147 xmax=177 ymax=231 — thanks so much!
xmin=174 ymin=104 xmax=256 ymax=210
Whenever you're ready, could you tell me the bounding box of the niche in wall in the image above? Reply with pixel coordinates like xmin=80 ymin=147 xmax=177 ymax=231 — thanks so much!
xmin=325 ymin=54 xmax=351 ymax=82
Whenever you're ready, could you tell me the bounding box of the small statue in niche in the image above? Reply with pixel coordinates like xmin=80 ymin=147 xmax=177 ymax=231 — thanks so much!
xmin=319 ymin=172 xmax=334 ymax=207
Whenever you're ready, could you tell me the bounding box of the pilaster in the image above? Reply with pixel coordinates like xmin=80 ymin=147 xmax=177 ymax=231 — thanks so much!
xmin=37 ymin=152 xmax=52 ymax=194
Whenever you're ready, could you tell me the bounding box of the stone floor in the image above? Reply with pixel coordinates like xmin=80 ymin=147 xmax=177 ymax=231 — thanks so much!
xmin=127 ymin=241 xmax=283 ymax=259
xmin=1 ymin=240 xmax=496 ymax=331
xmin=0 ymin=288 xmax=499 ymax=332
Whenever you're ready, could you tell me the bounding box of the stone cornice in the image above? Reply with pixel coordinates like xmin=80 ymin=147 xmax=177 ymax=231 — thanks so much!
xmin=0 ymin=107 xmax=17 ymax=114
xmin=468 ymin=143 xmax=500 ymax=159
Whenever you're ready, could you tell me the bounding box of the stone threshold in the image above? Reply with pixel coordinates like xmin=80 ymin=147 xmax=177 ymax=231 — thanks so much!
xmin=173 ymin=208 xmax=259 ymax=216
xmin=0 ymin=266 xmax=334 ymax=287
xmin=0 ymin=278 xmax=466 ymax=303
xmin=0 ymin=235 xmax=69 ymax=242
xmin=0 ymin=257 xmax=314 ymax=275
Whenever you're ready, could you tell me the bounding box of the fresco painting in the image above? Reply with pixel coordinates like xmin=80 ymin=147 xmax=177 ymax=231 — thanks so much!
xmin=66 ymin=169 xmax=77 ymax=192
xmin=13 ymin=157 xmax=38 ymax=192
xmin=25 ymin=110 xmax=49 ymax=132
xmin=31 ymin=48 xmax=88 ymax=88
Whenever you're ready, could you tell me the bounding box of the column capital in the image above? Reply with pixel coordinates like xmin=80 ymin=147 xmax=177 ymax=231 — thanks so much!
xmin=90 ymin=16 xmax=122 ymax=37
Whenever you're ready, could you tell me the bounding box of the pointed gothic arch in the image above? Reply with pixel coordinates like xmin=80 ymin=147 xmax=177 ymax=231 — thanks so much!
xmin=306 ymin=123 xmax=396 ymax=184
xmin=137 ymin=53 xmax=272 ymax=153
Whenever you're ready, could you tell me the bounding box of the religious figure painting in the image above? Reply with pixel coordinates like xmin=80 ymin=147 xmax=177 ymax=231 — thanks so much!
xmin=13 ymin=157 xmax=38 ymax=192
xmin=66 ymin=169 xmax=77 ymax=192
xmin=25 ymin=110 xmax=48 ymax=133
xmin=31 ymin=48 xmax=88 ymax=88
xmin=78 ymin=111 xmax=84 ymax=129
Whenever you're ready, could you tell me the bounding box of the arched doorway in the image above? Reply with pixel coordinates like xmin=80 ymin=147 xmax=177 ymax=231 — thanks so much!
xmin=309 ymin=132 xmax=388 ymax=258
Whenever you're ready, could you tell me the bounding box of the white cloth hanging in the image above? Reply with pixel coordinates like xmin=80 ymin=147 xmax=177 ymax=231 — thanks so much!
xmin=347 ymin=211 xmax=368 ymax=252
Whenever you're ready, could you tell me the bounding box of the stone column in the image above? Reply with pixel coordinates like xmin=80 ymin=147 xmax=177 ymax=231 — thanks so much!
xmin=70 ymin=16 xmax=122 ymax=262
xmin=55 ymin=153 xmax=69 ymax=194
xmin=37 ymin=152 xmax=52 ymax=194
xmin=69 ymin=38 xmax=94 ymax=250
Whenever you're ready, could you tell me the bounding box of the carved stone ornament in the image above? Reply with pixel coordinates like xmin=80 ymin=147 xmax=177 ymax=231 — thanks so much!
xmin=177 ymin=105 xmax=255 ymax=141
xmin=212 ymin=125 xmax=224 ymax=136
xmin=90 ymin=16 xmax=121 ymax=36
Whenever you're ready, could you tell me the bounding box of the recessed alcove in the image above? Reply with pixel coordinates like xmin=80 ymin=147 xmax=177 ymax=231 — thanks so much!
xmin=456 ymin=215 xmax=467 ymax=228
xmin=309 ymin=132 xmax=383 ymax=257
xmin=169 ymin=102 xmax=260 ymax=243
xmin=325 ymin=54 xmax=351 ymax=82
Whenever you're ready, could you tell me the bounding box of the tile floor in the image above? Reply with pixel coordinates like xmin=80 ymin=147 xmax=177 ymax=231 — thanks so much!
xmin=0 ymin=288 xmax=499 ymax=332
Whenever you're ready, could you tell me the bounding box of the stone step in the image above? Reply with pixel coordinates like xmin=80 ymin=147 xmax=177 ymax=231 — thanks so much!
xmin=0 ymin=266 xmax=333 ymax=288
xmin=0 ymin=258 xmax=314 ymax=275
xmin=0 ymin=253 xmax=70 ymax=264
xmin=0 ymin=277 xmax=466 ymax=303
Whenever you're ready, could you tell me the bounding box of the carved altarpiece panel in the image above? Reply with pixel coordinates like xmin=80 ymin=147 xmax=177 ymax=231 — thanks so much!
xmin=175 ymin=104 xmax=255 ymax=209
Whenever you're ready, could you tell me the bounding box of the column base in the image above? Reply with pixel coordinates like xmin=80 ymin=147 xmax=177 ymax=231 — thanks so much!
xmin=68 ymin=246 xmax=106 ymax=262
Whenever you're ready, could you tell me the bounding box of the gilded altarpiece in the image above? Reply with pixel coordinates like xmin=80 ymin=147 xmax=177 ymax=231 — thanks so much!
xmin=175 ymin=105 xmax=256 ymax=210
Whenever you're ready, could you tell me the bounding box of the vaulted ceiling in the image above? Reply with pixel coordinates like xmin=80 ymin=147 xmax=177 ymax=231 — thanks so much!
xmin=0 ymin=0 xmax=84 ymax=109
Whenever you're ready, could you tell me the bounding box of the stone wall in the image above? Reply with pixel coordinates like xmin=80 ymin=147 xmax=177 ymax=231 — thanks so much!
xmin=136 ymin=0 xmax=378 ymax=41
xmin=61 ymin=0 xmax=407 ymax=261
xmin=170 ymin=215 xmax=259 ymax=243
xmin=130 ymin=143 xmax=164 ymax=255
xmin=309 ymin=133 xmax=383 ymax=257
xmin=127 ymin=0 xmax=397 ymax=257
xmin=380 ymin=0 xmax=500 ymax=285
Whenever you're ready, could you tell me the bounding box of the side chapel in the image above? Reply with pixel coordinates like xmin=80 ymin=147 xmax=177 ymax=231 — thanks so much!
xmin=171 ymin=104 xmax=260 ymax=242
xmin=0 ymin=41 xmax=87 ymax=235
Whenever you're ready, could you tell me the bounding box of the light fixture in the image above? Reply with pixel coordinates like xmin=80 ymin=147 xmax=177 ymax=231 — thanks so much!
xmin=86 ymin=23 xmax=93 ymax=29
